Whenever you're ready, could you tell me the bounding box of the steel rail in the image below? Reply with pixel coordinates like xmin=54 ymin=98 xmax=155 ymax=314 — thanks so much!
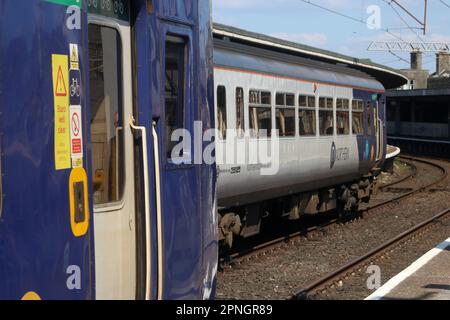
xmin=292 ymin=207 xmax=450 ymax=300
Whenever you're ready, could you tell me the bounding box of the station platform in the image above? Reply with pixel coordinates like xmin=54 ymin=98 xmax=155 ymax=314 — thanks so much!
xmin=388 ymin=136 xmax=450 ymax=159
xmin=366 ymin=237 xmax=450 ymax=300
xmin=386 ymin=145 xmax=401 ymax=159
xmin=382 ymin=145 xmax=401 ymax=173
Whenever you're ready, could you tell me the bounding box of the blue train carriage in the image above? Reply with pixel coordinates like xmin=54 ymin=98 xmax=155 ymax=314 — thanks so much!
xmin=0 ymin=0 xmax=217 ymax=300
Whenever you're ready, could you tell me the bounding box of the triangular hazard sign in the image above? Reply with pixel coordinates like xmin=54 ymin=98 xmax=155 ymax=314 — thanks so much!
xmin=71 ymin=45 xmax=78 ymax=62
xmin=55 ymin=66 xmax=67 ymax=97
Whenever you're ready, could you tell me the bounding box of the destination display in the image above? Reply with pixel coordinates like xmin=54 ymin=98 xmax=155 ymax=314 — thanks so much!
xmin=87 ymin=0 xmax=129 ymax=21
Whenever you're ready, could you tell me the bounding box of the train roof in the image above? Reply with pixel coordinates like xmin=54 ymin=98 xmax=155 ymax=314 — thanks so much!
xmin=213 ymin=23 xmax=408 ymax=90
xmin=214 ymin=41 xmax=385 ymax=92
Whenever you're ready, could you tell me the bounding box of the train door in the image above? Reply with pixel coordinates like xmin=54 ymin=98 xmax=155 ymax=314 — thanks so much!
xmin=156 ymin=28 xmax=204 ymax=299
xmin=375 ymin=100 xmax=382 ymax=161
xmin=88 ymin=12 xmax=138 ymax=299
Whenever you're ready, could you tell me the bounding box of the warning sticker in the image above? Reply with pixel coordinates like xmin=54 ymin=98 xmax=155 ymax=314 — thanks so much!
xmin=70 ymin=105 xmax=84 ymax=168
xmin=52 ymin=54 xmax=71 ymax=170
xmin=70 ymin=43 xmax=79 ymax=70
xmin=55 ymin=65 xmax=68 ymax=97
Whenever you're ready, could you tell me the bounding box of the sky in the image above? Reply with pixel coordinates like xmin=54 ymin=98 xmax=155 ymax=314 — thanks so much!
xmin=212 ymin=0 xmax=450 ymax=73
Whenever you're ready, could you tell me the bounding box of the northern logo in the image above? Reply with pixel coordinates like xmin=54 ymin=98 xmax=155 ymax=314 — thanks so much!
xmin=330 ymin=142 xmax=337 ymax=169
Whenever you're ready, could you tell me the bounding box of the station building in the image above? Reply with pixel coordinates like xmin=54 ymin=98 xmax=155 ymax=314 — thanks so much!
xmin=386 ymin=51 xmax=450 ymax=156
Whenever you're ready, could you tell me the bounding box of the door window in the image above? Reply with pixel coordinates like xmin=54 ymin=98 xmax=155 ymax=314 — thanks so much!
xmin=352 ymin=100 xmax=364 ymax=134
xmin=165 ymin=35 xmax=186 ymax=158
xmin=89 ymin=25 xmax=125 ymax=206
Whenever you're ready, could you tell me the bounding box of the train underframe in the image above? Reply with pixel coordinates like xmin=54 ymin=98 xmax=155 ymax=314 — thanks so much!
xmin=218 ymin=169 xmax=381 ymax=249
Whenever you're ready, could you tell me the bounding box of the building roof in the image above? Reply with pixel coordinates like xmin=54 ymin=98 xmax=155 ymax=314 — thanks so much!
xmin=213 ymin=23 xmax=409 ymax=89
xmin=386 ymin=88 xmax=450 ymax=97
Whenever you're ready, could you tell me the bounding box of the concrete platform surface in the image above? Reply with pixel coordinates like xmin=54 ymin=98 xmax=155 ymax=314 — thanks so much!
xmin=366 ymin=238 xmax=450 ymax=300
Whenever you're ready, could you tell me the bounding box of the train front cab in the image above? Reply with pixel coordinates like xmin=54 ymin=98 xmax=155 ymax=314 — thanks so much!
xmin=0 ymin=0 xmax=217 ymax=300
xmin=353 ymin=89 xmax=387 ymax=173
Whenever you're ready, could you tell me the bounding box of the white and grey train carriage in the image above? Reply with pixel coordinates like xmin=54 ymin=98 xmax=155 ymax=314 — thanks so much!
xmin=213 ymin=40 xmax=388 ymax=248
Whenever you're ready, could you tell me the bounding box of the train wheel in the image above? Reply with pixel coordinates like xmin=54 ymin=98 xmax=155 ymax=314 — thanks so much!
xmin=219 ymin=213 xmax=242 ymax=249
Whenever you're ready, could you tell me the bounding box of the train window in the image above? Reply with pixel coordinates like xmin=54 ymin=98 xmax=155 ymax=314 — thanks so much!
xmin=165 ymin=35 xmax=186 ymax=158
xmin=236 ymin=87 xmax=244 ymax=137
xmin=286 ymin=94 xmax=295 ymax=106
xmin=373 ymin=102 xmax=378 ymax=131
xmin=336 ymin=98 xmax=350 ymax=135
xmin=276 ymin=93 xmax=284 ymax=106
xmin=366 ymin=101 xmax=372 ymax=135
xmin=299 ymin=95 xmax=316 ymax=136
xmin=276 ymin=93 xmax=295 ymax=137
xmin=249 ymin=90 xmax=272 ymax=137
xmin=217 ymin=86 xmax=227 ymax=139
xmin=261 ymin=91 xmax=271 ymax=105
xmin=352 ymin=100 xmax=364 ymax=134
xmin=89 ymin=25 xmax=125 ymax=205
xmin=319 ymin=97 xmax=334 ymax=136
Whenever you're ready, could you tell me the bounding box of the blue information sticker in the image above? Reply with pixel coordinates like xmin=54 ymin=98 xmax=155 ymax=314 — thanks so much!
xmin=69 ymin=69 xmax=81 ymax=106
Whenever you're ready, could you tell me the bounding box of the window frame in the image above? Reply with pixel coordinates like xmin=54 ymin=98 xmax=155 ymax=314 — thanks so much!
xmin=88 ymin=19 xmax=127 ymax=212
xmin=351 ymin=99 xmax=365 ymax=135
xmin=336 ymin=98 xmax=350 ymax=136
xmin=318 ymin=96 xmax=335 ymax=136
xmin=248 ymin=89 xmax=273 ymax=138
xmin=161 ymin=25 xmax=194 ymax=170
xmin=298 ymin=94 xmax=317 ymax=137
xmin=275 ymin=92 xmax=296 ymax=138
xmin=235 ymin=87 xmax=245 ymax=138
xmin=366 ymin=101 xmax=373 ymax=136
xmin=216 ymin=84 xmax=227 ymax=140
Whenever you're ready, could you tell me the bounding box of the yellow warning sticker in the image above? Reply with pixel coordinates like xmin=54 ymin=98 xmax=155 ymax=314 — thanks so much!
xmin=70 ymin=43 xmax=79 ymax=70
xmin=52 ymin=54 xmax=71 ymax=170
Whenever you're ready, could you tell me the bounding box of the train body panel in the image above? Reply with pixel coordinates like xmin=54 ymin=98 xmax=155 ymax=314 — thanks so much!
xmin=0 ymin=0 xmax=217 ymax=300
xmin=0 ymin=0 xmax=92 ymax=300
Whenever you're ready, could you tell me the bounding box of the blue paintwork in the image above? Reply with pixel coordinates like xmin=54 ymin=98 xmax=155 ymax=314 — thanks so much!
xmin=353 ymin=89 xmax=386 ymax=173
xmin=0 ymin=0 xmax=217 ymax=300
xmin=145 ymin=1 xmax=217 ymax=299
xmin=0 ymin=0 xmax=92 ymax=299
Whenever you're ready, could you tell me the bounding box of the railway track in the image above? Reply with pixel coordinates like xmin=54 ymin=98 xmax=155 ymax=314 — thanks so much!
xmin=220 ymin=156 xmax=448 ymax=271
xmin=378 ymin=159 xmax=417 ymax=191
xmin=364 ymin=156 xmax=447 ymax=212
xmin=292 ymin=207 xmax=450 ymax=300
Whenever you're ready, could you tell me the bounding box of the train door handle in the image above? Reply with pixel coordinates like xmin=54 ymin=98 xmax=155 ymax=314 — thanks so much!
xmin=115 ymin=126 xmax=123 ymax=201
xmin=152 ymin=120 xmax=163 ymax=300
xmin=129 ymin=116 xmax=151 ymax=300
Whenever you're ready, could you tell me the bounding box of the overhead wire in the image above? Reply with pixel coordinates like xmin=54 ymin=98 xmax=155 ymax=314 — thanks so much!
xmin=297 ymin=0 xmax=439 ymax=69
